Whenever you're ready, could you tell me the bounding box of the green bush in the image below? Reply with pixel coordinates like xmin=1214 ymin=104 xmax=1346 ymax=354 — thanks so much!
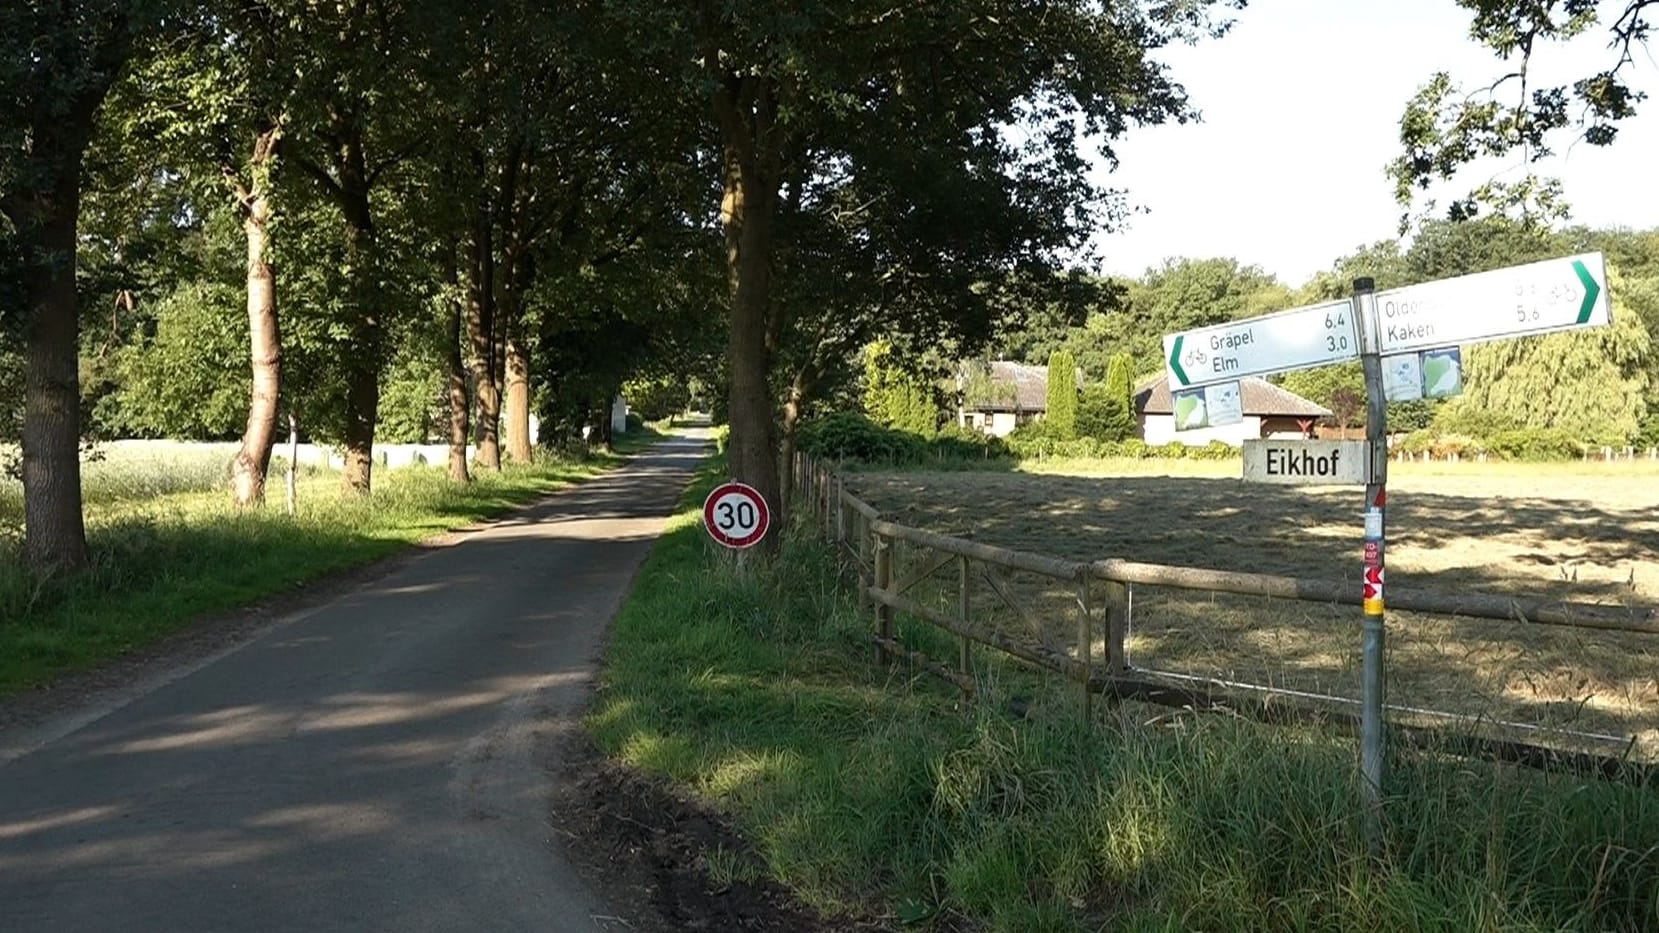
xmin=798 ymin=412 xmax=1006 ymax=466
xmin=929 ymin=425 xmax=1009 ymax=461
xmin=624 ymin=411 xmax=645 ymax=434
xmin=1186 ymin=440 xmax=1240 ymax=460
xmin=1076 ymin=385 xmax=1135 ymax=443
xmin=1483 ymin=427 xmax=1583 ymax=461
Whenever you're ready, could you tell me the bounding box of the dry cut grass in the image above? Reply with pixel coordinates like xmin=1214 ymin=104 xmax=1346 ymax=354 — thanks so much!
xmin=851 ymin=458 xmax=1659 ymax=760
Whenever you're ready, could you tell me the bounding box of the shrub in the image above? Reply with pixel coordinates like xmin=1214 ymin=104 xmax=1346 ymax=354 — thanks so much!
xmin=624 ymin=411 xmax=645 ymax=433
xmin=1483 ymin=428 xmax=1583 ymax=461
xmin=1076 ymin=385 xmax=1136 ymax=443
xmin=798 ymin=412 xmax=1006 ymax=467
xmin=929 ymin=425 xmax=1009 ymax=462
xmin=1187 ymin=440 xmax=1241 ymax=460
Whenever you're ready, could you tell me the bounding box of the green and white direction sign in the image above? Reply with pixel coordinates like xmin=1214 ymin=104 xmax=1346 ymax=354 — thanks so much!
xmin=1375 ymin=252 xmax=1611 ymax=354
xmin=1165 ymin=299 xmax=1359 ymax=389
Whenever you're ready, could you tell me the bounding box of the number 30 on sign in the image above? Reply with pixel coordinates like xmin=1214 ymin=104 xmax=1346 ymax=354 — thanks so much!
xmin=702 ymin=482 xmax=771 ymax=549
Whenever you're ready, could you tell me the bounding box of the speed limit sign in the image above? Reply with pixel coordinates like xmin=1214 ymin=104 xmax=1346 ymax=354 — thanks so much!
xmin=702 ymin=481 xmax=771 ymax=549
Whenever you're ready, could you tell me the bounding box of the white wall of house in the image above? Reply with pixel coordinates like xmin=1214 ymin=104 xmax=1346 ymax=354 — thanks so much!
xmin=1141 ymin=415 xmax=1263 ymax=447
xmin=611 ymin=396 xmax=629 ymax=435
xmin=961 ymin=410 xmax=1025 ymax=438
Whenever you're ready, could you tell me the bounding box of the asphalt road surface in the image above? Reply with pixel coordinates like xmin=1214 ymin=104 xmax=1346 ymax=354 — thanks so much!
xmin=0 ymin=431 xmax=708 ymax=932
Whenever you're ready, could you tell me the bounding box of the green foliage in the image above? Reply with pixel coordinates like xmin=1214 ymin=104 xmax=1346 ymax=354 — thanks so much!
xmin=1005 ymin=422 xmax=1233 ymax=461
xmin=623 ymin=375 xmax=690 ymax=422
xmin=596 ymin=481 xmax=1659 ymax=931
xmin=862 ymin=341 xmax=938 ymax=437
xmin=797 ymin=412 xmax=1006 ymax=467
xmin=1483 ymin=428 xmax=1585 ymax=461
xmin=1044 ymin=349 xmax=1077 ymax=440
xmin=376 ymin=346 xmax=445 ymax=444
xmin=1390 ymin=4 xmax=1648 ymax=227
xmin=1075 ymin=384 xmax=1136 ymax=443
xmin=624 ymin=411 xmax=645 ymax=434
xmin=1103 ymin=352 xmax=1134 ymax=405
xmin=99 ymin=281 xmax=249 ymax=440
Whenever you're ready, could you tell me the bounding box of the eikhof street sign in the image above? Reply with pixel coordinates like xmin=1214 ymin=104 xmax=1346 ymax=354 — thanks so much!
xmin=1242 ymin=439 xmax=1372 ymax=486
xmin=1374 ymin=252 xmax=1611 ymax=354
xmin=1164 ymin=299 xmax=1359 ymax=389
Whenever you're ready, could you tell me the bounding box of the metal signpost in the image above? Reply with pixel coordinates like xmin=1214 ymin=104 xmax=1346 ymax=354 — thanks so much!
xmin=1159 ymin=253 xmax=1613 ymax=852
xmin=1353 ymin=278 xmax=1388 ymax=851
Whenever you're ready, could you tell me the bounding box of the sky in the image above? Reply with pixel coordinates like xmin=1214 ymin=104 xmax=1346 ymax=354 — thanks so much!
xmin=1091 ymin=0 xmax=1659 ymax=286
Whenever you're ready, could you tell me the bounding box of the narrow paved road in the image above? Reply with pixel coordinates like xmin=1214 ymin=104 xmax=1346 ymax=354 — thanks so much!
xmin=0 ymin=433 xmax=707 ymax=932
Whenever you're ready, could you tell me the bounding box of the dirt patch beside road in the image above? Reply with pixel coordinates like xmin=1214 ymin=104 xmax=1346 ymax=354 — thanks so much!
xmin=551 ymin=734 xmax=881 ymax=932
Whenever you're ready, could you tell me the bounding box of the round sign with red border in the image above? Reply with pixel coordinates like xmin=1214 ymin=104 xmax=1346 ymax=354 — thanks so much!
xmin=703 ymin=482 xmax=771 ymax=549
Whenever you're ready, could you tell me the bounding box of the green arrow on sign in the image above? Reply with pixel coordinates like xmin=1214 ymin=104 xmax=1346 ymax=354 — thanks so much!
xmin=1573 ymin=260 xmax=1600 ymax=325
xmin=1168 ymin=335 xmax=1189 ymax=386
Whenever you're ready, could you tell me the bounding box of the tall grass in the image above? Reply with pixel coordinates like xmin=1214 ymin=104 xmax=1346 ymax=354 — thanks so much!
xmin=592 ymin=470 xmax=1659 ymax=931
xmin=0 ymin=450 xmax=615 ymax=694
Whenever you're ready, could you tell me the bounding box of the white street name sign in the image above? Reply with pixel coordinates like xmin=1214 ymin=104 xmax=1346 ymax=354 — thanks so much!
xmin=1242 ymin=439 xmax=1371 ymax=486
xmin=1374 ymin=252 xmax=1611 ymax=354
xmin=1165 ymin=299 xmax=1359 ymax=389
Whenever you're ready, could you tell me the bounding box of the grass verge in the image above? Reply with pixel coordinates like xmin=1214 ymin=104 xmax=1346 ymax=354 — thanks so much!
xmin=592 ymin=464 xmax=1659 ymax=931
xmin=0 ymin=452 xmax=624 ymax=696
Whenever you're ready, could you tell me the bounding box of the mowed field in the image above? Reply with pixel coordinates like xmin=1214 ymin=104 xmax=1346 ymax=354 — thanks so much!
xmin=851 ymin=458 xmax=1659 ymax=759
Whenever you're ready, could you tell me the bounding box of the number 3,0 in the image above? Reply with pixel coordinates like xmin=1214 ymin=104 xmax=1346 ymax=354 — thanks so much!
xmin=716 ymin=499 xmax=756 ymax=531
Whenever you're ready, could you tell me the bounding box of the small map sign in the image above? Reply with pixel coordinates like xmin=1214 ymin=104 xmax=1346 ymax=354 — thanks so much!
xmin=1374 ymin=252 xmax=1611 ymax=354
xmin=1172 ymin=381 xmax=1244 ymax=431
xmin=703 ymin=482 xmax=770 ymax=549
xmin=1242 ymin=439 xmax=1371 ymax=486
xmin=1382 ymin=348 xmax=1464 ymax=402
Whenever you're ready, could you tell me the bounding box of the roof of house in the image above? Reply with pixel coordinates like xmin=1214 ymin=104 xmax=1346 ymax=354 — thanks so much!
xmin=1135 ymin=375 xmax=1332 ymax=418
xmin=963 ymin=360 xmax=1053 ymax=412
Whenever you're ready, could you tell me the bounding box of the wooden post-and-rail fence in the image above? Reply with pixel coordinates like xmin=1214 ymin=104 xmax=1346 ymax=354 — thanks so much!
xmin=788 ymin=452 xmax=1659 ymax=782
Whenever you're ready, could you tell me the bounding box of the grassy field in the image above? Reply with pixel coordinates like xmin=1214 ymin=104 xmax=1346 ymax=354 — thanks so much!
xmin=848 ymin=457 xmax=1659 ymax=759
xmin=592 ymin=469 xmax=1659 ymax=931
xmin=0 ymin=439 xmax=639 ymax=696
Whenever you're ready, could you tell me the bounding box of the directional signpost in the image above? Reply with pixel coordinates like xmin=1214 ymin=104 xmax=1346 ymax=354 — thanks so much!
xmin=1158 ymin=252 xmax=1614 ymax=853
xmin=1374 ymin=252 xmax=1610 ymax=354
xmin=1164 ymin=299 xmax=1359 ymax=389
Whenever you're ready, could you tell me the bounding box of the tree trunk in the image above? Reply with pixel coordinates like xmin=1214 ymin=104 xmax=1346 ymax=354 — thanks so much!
xmin=720 ymin=140 xmax=783 ymax=548
xmin=333 ymin=133 xmax=380 ymax=496
xmin=230 ymin=129 xmax=282 ymax=507
xmin=499 ymin=232 xmax=533 ymax=464
xmin=776 ymin=363 xmax=818 ymax=515
xmin=443 ymin=242 xmax=472 ymax=483
xmin=504 ymin=335 xmax=532 ymax=463
xmin=19 ymin=194 xmax=89 ymax=572
xmin=341 ymin=359 xmax=378 ymax=494
xmin=5 ymin=12 xmax=134 ymax=572
xmin=465 ymin=225 xmax=501 ymax=470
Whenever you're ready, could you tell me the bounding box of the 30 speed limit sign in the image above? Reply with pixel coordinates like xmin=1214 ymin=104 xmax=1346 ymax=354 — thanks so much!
xmin=702 ymin=482 xmax=771 ymax=549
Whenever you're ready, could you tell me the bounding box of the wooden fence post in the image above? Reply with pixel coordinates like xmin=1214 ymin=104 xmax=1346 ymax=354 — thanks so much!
xmin=1104 ymin=580 xmax=1131 ymax=676
xmin=874 ymin=531 xmax=893 ymax=665
xmin=1077 ymin=574 xmax=1093 ymax=722
xmin=957 ymin=554 xmax=971 ymax=677
xmin=835 ymin=477 xmax=846 ymax=545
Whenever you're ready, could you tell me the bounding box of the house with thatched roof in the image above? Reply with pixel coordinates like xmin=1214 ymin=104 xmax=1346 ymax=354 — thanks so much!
xmin=955 ymin=360 xmax=1063 ymax=437
xmin=1134 ymin=375 xmax=1331 ymax=446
